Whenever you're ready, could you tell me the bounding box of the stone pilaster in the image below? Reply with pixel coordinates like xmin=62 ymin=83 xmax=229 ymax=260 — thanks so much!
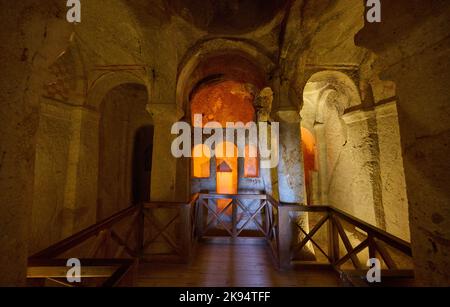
xmin=31 ymin=99 xmax=99 ymax=254
xmin=147 ymin=104 xmax=184 ymax=202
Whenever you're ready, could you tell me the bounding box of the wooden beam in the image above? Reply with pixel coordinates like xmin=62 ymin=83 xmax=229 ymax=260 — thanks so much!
xmin=30 ymin=205 xmax=139 ymax=259
xmin=330 ymin=206 xmax=412 ymax=256
xmin=293 ymin=213 xmax=329 ymax=255
xmin=332 ymin=216 xmax=362 ymax=269
xmin=334 ymin=239 xmax=369 ymax=268
xmin=374 ymin=239 xmax=398 ymax=270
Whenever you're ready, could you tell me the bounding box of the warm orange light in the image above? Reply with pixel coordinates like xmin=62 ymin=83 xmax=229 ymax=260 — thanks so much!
xmin=215 ymin=142 xmax=238 ymax=215
xmin=244 ymin=144 xmax=259 ymax=177
xmin=192 ymin=144 xmax=211 ymax=178
xmin=190 ymin=80 xmax=255 ymax=127
xmin=301 ymin=127 xmax=316 ymax=204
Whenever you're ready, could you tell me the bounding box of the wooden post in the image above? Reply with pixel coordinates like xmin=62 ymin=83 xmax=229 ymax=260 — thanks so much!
xmin=264 ymin=200 xmax=271 ymax=239
xmin=328 ymin=211 xmax=339 ymax=265
xmin=278 ymin=205 xmax=293 ymax=270
xmin=368 ymin=235 xmax=376 ymax=260
xmin=232 ymin=198 xmax=238 ymax=238
xmin=137 ymin=204 xmax=145 ymax=257
xmin=180 ymin=204 xmax=192 ymax=263
xmin=196 ymin=198 xmax=204 ymax=239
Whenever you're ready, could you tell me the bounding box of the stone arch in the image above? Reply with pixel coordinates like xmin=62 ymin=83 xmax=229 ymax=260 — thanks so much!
xmin=302 ymin=70 xmax=362 ymax=118
xmin=86 ymin=71 xmax=150 ymax=111
xmin=176 ymin=38 xmax=276 ymax=116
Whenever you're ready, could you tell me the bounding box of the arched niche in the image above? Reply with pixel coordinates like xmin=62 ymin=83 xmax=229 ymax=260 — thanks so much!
xmin=301 ymin=69 xmax=411 ymax=243
xmin=301 ymin=70 xmax=362 ymax=206
xmin=302 ymin=70 xmax=362 ymax=127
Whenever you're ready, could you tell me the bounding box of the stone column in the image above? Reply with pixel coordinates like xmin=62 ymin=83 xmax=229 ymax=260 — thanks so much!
xmin=147 ymin=104 xmax=184 ymax=202
xmin=274 ymin=109 xmax=314 ymax=260
xmin=274 ymin=110 xmax=306 ymax=204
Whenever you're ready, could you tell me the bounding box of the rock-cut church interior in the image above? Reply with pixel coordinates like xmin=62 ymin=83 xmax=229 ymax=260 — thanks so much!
xmin=1 ymin=0 xmax=449 ymax=287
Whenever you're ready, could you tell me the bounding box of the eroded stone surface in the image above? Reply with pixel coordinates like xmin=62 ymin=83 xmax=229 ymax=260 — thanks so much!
xmin=0 ymin=0 xmax=449 ymax=286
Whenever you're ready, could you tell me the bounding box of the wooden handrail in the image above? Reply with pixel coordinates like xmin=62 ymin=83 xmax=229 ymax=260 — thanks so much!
xmin=271 ymin=199 xmax=413 ymax=276
xmin=28 ymin=195 xmax=200 ymax=286
xmin=31 ymin=195 xmax=199 ymax=260
xmin=30 ymin=204 xmax=140 ymax=259
xmin=28 ymin=258 xmax=136 ymax=287
xmin=268 ymin=202 xmax=411 ymax=256
xmin=143 ymin=193 xmax=199 ymax=209
xmin=28 ymin=192 xmax=413 ymax=286
xmin=330 ymin=206 xmax=411 ymax=256
xmin=199 ymin=193 xmax=267 ymax=200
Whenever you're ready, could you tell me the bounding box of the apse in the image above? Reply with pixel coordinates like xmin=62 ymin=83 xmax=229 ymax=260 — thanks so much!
xmin=190 ymin=80 xmax=255 ymax=126
xmin=190 ymin=79 xmax=257 ymax=213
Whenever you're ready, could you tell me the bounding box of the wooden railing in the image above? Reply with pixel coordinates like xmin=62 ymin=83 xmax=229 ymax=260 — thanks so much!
xmin=197 ymin=193 xmax=269 ymax=239
xmin=28 ymin=192 xmax=414 ymax=286
xmin=141 ymin=194 xmax=198 ymax=263
xmin=28 ymin=195 xmax=199 ymax=286
xmin=30 ymin=205 xmax=141 ymax=260
xmin=196 ymin=193 xmax=280 ymax=263
xmin=28 ymin=204 xmax=142 ymax=287
xmin=196 ymin=193 xmax=414 ymax=284
xmin=27 ymin=258 xmax=136 ymax=287
xmin=274 ymin=202 xmax=414 ymax=284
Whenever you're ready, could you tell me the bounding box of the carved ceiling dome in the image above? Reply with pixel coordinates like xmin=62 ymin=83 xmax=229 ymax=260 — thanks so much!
xmin=167 ymin=0 xmax=289 ymax=34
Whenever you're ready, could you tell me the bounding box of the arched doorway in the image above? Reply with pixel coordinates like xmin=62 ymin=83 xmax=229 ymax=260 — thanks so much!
xmin=97 ymin=83 xmax=153 ymax=220
xmin=301 ymin=70 xmax=409 ymax=241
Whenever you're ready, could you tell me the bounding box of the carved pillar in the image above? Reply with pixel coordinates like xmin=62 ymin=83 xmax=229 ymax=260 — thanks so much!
xmin=274 ymin=109 xmax=315 ymax=261
xmin=274 ymin=110 xmax=306 ymax=204
xmin=147 ymin=104 xmax=184 ymax=202
xmin=256 ymin=87 xmax=277 ymax=197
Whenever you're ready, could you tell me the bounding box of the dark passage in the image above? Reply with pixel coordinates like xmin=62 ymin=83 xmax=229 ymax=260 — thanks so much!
xmin=132 ymin=125 xmax=154 ymax=203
